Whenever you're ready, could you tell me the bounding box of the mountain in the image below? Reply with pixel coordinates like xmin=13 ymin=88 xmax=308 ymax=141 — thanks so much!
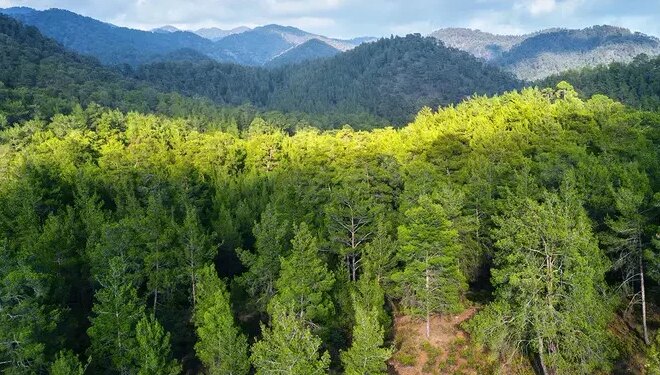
xmin=431 ymin=25 xmax=660 ymax=81
xmin=0 ymin=13 xmax=255 ymax=128
xmin=0 ymin=7 xmax=213 ymax=66
xmin=265 ymin=39 xmax=340 ymax=68
xmin=136 ymin=35 xmax=520 ymax=126
xmin=0 ymin=8 xmax=369 ymax=67
xmin=0 ymin=12 xmax=150 ymax=122
xmin=194 ymin=26 xmax=250 ymax=41
xmin=209 ymin=24 xmax=364 ymax=66
xmin=151 ymin=25 xmax=181 ymax=33
xmin=499 ymin=26 xmax=660 ymax=81
xmin=431 ymin=28 xmax=528 ymax=60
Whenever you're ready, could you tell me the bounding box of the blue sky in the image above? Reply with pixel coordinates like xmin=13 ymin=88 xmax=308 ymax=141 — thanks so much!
xmin=2 ymin=0 xmax=659 ymax=39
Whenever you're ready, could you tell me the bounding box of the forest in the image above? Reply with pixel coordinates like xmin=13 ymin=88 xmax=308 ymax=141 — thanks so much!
xmin=0 ymin=9 xmax=660 ymax=375
xmin=1 ymin=83 xmax=659 ymax=374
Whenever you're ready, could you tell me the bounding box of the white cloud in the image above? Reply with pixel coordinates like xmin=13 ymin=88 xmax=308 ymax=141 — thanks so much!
xmin=528 ymin=0 xmax=557 ymax=15
xmin=467 ymin=10 xmax=528 ymax=35
xmin=2 ymin=0 xmax=658 ymax=38
xmin=264 ymin=0 xmax=344 ymax=15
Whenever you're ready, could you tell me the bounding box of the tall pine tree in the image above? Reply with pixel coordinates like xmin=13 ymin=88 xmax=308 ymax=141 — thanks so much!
xmin=392 ymin=194 xmax=466 ymax=337
xmin=467 ymin=192 xmax=616 ymax=374
xmin=135 ymin=314 xmax=180 ymax=375
xmin=251 ymin=303 xmax=330 ymax=375
xmin=194 ymin=265 xmax=250 ymax=375
xmin=87 ymin=257 xmax=144 ymax=373
xmin=269 ymin=223 xmax=335 ymax=326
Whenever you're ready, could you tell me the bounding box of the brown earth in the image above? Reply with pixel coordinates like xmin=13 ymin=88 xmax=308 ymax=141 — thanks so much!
xmin=389 ymin=307 xmax=531 ymax=375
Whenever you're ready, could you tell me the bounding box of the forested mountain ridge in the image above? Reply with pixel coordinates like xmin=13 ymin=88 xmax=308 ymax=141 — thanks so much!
xmin=265 ymin=39 xmax=341 ymax=68
xmin=0 ymin=7 xmax=213 ymax=66
xmin=136 ymin=34 xmax=521 ymax=126
xmin=0 ymin=14 xmax=338 ymax=132
xmin=432 ymin=25 xmax=660 ymax=80
xmin=430 ymin=27 xmax=528 ymax=60
xmin=0 ymin=7 xmax=370 ymax=67
xmin=539 ymin=54 xmax=660 ymax=111
xmin=0 ymin=83 xmax=658 ymax=374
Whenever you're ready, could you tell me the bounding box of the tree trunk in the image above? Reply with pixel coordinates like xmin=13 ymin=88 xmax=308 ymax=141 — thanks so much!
xmin=153 ymin=287 xmax=158 ymax=313
xmin=640 ymin=255 xmax=649 ymax=345
xmin=351 ymin=254 xmax=357 ymax=282
xmin=153 ymin=258 xmax=159 ymax=313
xmin=538 ymin=336 xmax=549 ymax=375
xmin=191 ymin=270 xmax=196 ymax=309
xmin=425 ymin=253 xmax=430 ymax=338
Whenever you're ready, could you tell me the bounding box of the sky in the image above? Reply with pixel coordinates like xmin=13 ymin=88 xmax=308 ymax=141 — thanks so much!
xmin=1 ymin=0 xmax=659 ymax=39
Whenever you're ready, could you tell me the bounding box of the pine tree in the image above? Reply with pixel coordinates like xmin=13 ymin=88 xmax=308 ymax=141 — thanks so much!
xmin=603 ymin=187 xmax=654 ymax=345
xmin=362 ymin=221 xmax=396 ymax=289
xmin=326 ymin=182 xmax=379 ymax=282
xmin=341 ymin=294 xmax=392 ymax=375
xmin=392 ymin=194 xmax=466 ymax=337
xmin=467 ymin=192 xmax=616 ymax=374
xmin=135 ymin=315 xmax=180 ymax=375
xmin=142 ymin=196 xmax=178 ymax=314
xmin=269 ymin=223 xmax=335 ymax=325
xmin=178 ymin=205 xmax=216 ymax=308
xmin=251 ymin=303 xmax=330 ymax=375
xmin=87 ymin=257 xmax=144 ymax=373
xmin=237 ymin=205 xmax=289 ymax=311
xmin=50 ymin=351 xmax=85 ymax=375
xmin=194 ymin=265 xmax=250 ymax=375
xmin=0 ymin=265 xmax=56 ymax=374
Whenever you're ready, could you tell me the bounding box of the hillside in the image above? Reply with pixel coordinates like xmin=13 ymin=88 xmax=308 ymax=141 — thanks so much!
xmin=209 ymin=24 xmax=362 ymax=66
xmin=431 ymin=28 xmax=527 ymax=60
xmin=136 ymin=35 xmax=521 ymax=126
xmin=0 ymin=8 xmax=368 ymax=67
xmin=0 ymin=14 xmax=309 ymax=131
xmin=539 ymin=54 xmax=660 ymax=110
xmin=0 ymin=7 xmax=213 ymax=66
xmin=431 ymin=25 xmax=660 ymax=80
xmin=0 ymin=13 xmax=155 ymax=123
xmin=500 ymin=26 xmax=660 ymax=80
xmin=265 ymin=39 xmax=340 ymax=68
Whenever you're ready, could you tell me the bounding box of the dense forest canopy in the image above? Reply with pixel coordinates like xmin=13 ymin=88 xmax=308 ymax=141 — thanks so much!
xmin=0 ymin=83 xmax=659 ymax=374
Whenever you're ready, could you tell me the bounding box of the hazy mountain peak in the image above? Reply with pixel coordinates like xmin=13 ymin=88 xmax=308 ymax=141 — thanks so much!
xmin=152 ymin=25 xmax=181 ymax=33
xmin=194 ymin=26 xmax=250 ymax=41
xmin=432 ymin=25 xmax=660 ymax=80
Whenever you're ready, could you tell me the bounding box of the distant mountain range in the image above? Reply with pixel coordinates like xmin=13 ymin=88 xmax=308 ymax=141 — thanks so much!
xmin=0 ymin=7 xmax=373 ymax=67
xmin=0 ymin=12 xmax=518 ymax=128
xmin=431 ymin=26 xmax=660 ymax=80
xmin=152 ymin=24 xmax=252 ymax=41
xmin=1 ymin=7 xmax=658 ymax=81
